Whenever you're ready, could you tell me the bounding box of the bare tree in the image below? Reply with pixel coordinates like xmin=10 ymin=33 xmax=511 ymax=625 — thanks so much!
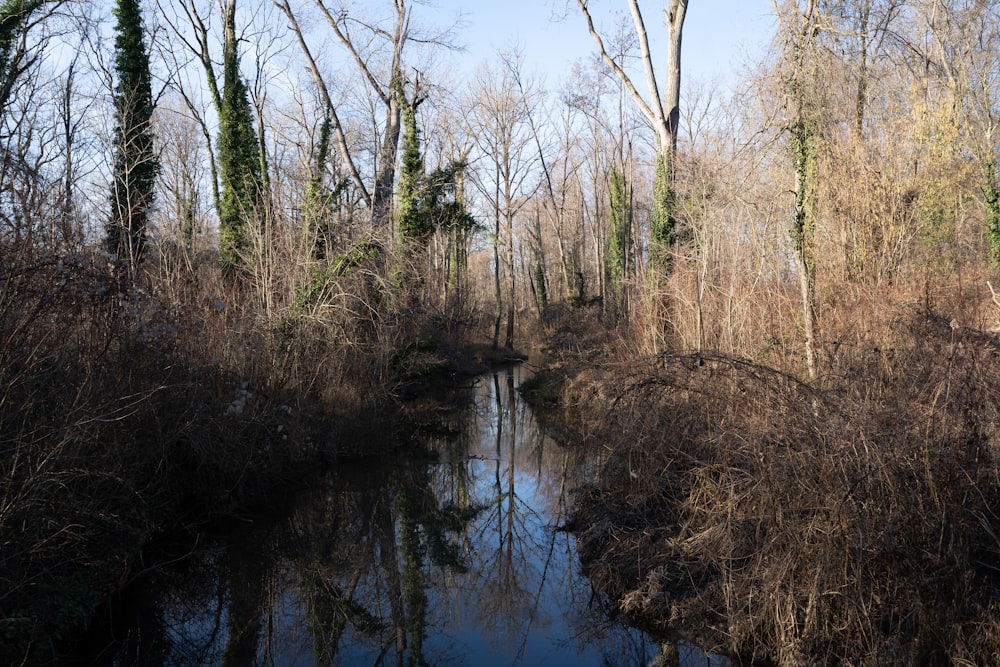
xmin=273 ymin=0 xmax=371 ymax=223
xmin=563 ymin=58 xmax=622 ymax=309
xmin=468 ymin=56 xmax=539 ymax=350
xmin=276 ymin=0 xmax=454 ymax=229
xmin=575 ymin=0 xmax=687 ymax=274
xmin=915 ymin=0 xmax=1000 ymax=268
xmin=154 ymin=0 xmax=223 ymax=213
xmin=0 ymin=0 xmax=75 ymax=247
xmin=0 ymin=0 xmax=67 ymax=125
xmin=155 ymin=95 xmax=209 ymax=262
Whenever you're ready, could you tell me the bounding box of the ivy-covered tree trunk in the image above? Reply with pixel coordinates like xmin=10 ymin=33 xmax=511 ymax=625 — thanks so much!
xmin=649 ymin=153 xmax=675 ymax=274
xmin=395 ymin=86 xmax=475 ymax=310
xmin=181 ymin=179 xmax=196 ymax=254
xmin=396 ymin=90 xmax=426 ymax=244
xmin=532 ymin=255 xmax=547 ymax=313
xmin=531 ymin=213 xmax=547 ymax=313
xmin=107 ymin=0 xmax=158 ymax=273
xmin=446 ymin=164 xmax=471 ymax=300
xmin=303 ymin=114 xmax=333 ymax=260
xmin=782 ymin=0 xmax=822 ymax=382
xmin=983 ymin=159 xmax=1000 ymax=270
xmin=576 ymin=0 xmax=686 ymax=285
xmin=606 ymin=167 xmax=630 ymax=309
xmin=217 ymin=0 xmax=263 ymax=279
xmin=792 ymin=117 xmax=819 ymax=381
xmin=651 ymin=0 xmax=686 ymax=278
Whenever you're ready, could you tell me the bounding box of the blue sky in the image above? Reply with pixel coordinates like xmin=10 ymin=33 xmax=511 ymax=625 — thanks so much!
xmin=428 ymin=0 xmax=777 ymax=89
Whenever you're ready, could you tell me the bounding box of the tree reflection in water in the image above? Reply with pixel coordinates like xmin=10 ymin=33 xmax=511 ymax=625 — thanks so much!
xmin=86 ymin=365 xmax=720 ymax=666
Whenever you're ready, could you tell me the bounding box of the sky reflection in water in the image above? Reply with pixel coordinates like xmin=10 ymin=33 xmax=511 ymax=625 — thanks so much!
xmin=91 ymin=366 xmax=724 ymax=667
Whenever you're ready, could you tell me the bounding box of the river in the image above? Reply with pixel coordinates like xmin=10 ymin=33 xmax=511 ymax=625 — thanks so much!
xmin=77 ymin=365 xmax=726 ymax=666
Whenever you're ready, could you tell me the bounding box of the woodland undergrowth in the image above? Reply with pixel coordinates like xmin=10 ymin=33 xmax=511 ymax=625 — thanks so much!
xmin=530 ymin=286 xmax=1000 ymax=666
xmin=0 ymin=239 xmax=485 ymax=664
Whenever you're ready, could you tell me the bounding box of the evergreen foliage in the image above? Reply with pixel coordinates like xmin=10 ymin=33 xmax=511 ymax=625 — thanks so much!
xmin=983 ymin=160 xmax=1000 ymax=270
xmin=649 ymin=153 xmax=675 ymax=274
xmin=291 ymin=239 xmax=382 ymax=310
xmin=395 ymin=92 xmax=475 ymax=245
xmin=396 ymin=94 xmax=426 ymax=242
xmin=606 ymin=167 xmax=629 ymax=303
xmin=217 ymin=1 xmax=264 ymax=278
xmin=107 ymin=0 xmax=158 ymax=269
xmin=422 ymin=163 xmax=477 ymax=235
xmin=303 ymin=114 xmax=333 ymax=259
xmin=532 ymin=252 xmax=547 ymax=311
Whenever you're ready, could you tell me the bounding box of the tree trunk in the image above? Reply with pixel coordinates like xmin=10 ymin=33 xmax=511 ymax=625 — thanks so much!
xmin=791 ymin=115 xmax=819 ymax=382
xmin=372 ymin=91 xmax=401 ymax=228
xmin=493 ymin=176 xmax=502 ymax=351
xmin=984 ymin=158 xmax=1000 ymax=270
xmin=786 ymin=0 xmax=821 ymax=381
xmin=505 ymin=210 xmax=516 ymax=349
xmin=531 ymin=212 xmax=548 ymax=313
xmin=576 ymin=0 xmax=687 ymax=276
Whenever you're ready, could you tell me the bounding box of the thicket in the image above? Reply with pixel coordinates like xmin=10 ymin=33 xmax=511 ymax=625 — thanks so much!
xmin=530 ymin=281 xmax=1000 ymax=665
xmin=0 ymin=235 xmax=490 ymax=664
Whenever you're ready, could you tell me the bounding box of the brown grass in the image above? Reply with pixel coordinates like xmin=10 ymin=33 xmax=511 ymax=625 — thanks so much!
xmin=543 ymin=300 xmax=1000 ymax=665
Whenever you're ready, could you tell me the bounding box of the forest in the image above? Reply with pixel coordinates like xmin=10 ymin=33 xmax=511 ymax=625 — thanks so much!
xmin=2 ymin=0 xmax=1000 ymax=664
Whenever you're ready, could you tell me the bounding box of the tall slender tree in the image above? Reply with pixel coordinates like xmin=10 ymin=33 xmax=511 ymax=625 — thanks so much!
xmin=576 ymin=0 xmax=687 ymax=275
xmin=776 ymin=0 xmax=822 ymax=381
xmin=0 ymin=0 xmax=63 ymax=124
xmin=108 ymin=0 xmax=159 ymax=272
xmin=606 ymin=166 xmax=630 ymax=309
xmin=217 ymin=0 xmax=264 ymax=277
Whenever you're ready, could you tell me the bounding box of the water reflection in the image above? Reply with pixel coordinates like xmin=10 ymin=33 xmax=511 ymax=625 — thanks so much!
xmin=85 ymin=366 xmax=720 ymax=667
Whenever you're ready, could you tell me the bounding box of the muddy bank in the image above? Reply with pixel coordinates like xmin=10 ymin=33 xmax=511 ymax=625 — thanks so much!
xmin=528 ymin=310 xmax=1000 ymax=665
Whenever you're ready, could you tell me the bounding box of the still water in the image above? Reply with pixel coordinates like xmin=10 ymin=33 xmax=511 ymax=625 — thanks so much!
xmin=84 ymin=366 xmax=725 ymax=666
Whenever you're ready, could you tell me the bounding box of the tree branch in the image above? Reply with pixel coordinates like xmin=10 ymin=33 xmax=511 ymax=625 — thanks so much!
xmin=576 ymin=0 xmax=663 ymax=133
xmin=575 ymin=0 xmax=666 ymax=148
xmin=274 ymin=0 xmax=371 ymax=208
xmin=313 ymin=0 xmax=390 ymax=106
xmin=627 ymin=0 xmax=666 ymax=128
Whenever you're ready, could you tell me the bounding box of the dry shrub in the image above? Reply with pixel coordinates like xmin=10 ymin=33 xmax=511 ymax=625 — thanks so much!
xmin=0 ymin=244 xmax=187 ymax=659
xmin=559 ymin=306 xmax=1000 ymax=665
xmin=0 ymin=236 xmax=430 ymax=662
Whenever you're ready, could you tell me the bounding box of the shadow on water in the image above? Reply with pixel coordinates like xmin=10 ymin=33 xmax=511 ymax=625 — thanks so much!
xmin=76 ymin=365 xmax=727 ymax=667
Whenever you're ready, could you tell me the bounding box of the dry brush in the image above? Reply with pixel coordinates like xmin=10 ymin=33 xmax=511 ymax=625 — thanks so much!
xmin=541 ymin=306 xmax=1000 ymax=665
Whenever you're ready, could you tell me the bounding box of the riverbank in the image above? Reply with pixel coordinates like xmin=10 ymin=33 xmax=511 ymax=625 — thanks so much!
xmin=0 ymin=246 xmax=512 ymax=665
xmin=526 ymin=305 xmax=1000 ymax=665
